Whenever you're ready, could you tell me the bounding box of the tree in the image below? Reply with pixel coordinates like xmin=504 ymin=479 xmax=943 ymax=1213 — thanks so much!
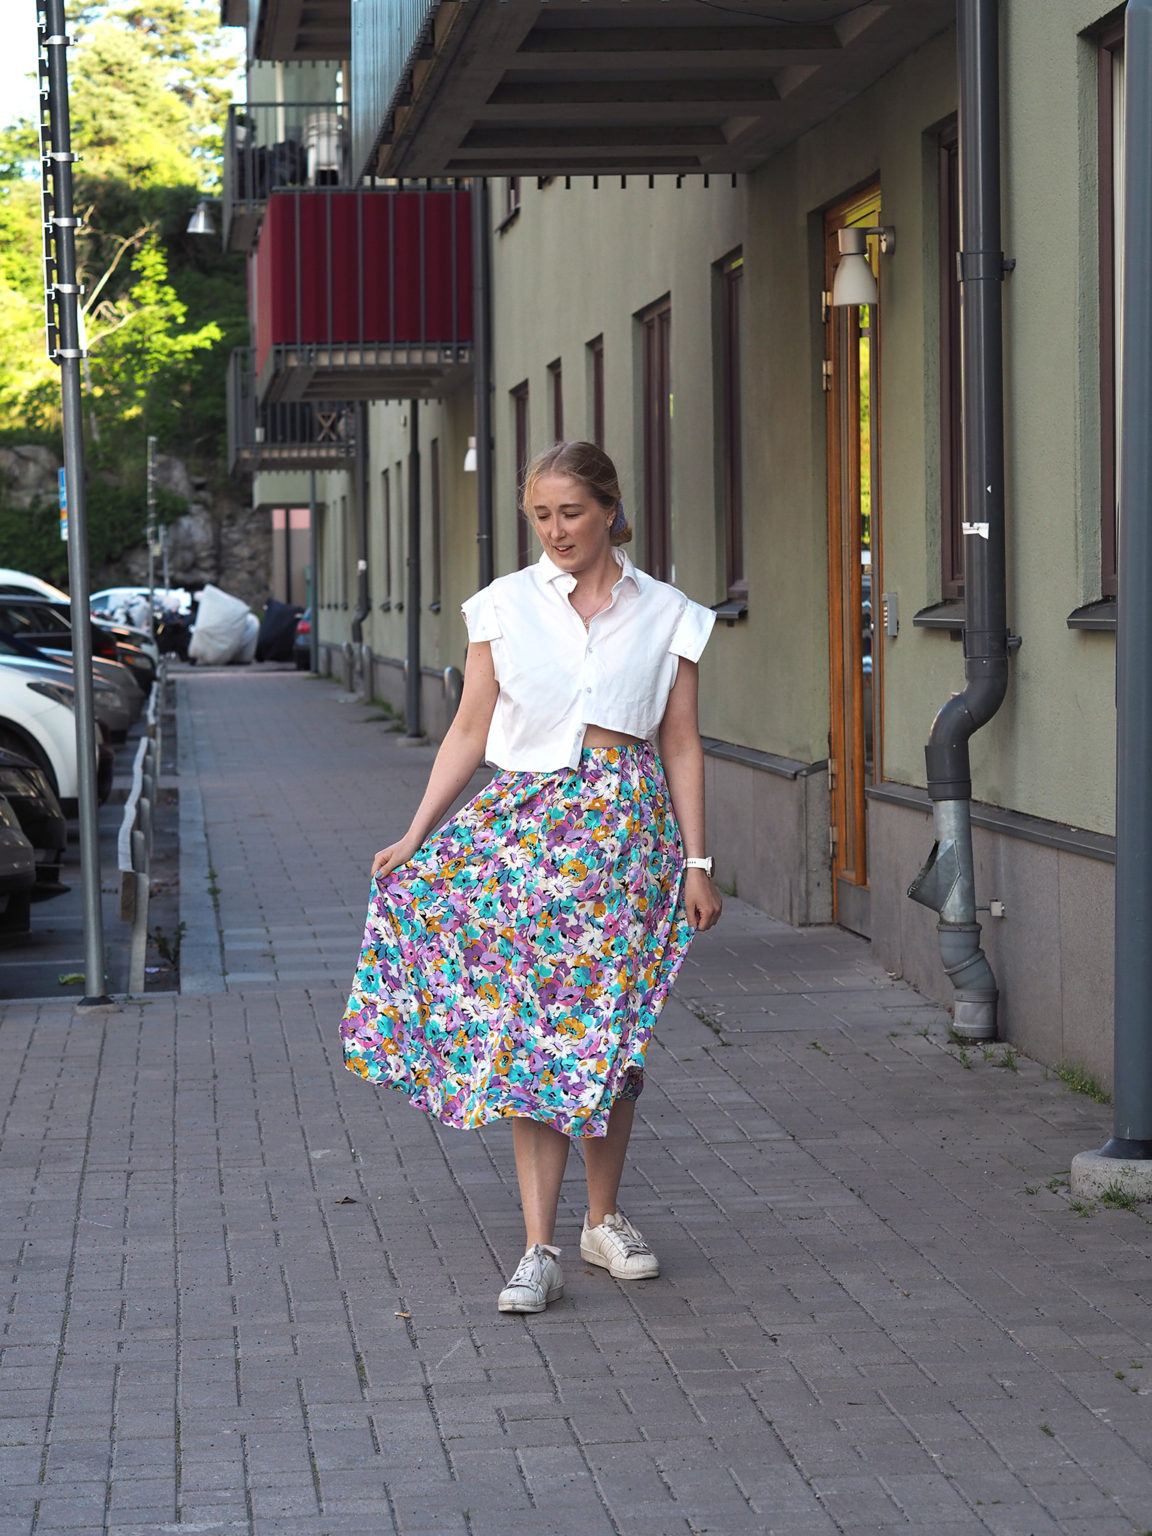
xmin=0 ymin=0 xmax=247 ymax=574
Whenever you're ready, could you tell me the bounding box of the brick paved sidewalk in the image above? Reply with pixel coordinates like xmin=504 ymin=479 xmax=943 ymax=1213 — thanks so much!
xmin=1 ymin=669 xmax=1150 ymax=1536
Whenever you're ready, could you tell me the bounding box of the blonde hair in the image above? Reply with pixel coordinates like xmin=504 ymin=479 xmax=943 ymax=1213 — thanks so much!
xmin=521 ymin=440 xmax=633 ymax=547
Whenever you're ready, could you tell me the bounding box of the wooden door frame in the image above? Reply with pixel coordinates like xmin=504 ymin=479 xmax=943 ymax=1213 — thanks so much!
xmin=824 ymin=185 xmax=883 ymax=928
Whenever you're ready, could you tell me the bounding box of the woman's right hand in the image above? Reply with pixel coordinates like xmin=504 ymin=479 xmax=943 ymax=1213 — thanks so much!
xmin=371 ymin=835 xmax=422 ymax=881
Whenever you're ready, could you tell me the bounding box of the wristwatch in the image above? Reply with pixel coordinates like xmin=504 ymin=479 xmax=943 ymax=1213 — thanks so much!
xmin=685 ymin=856 xmax=714 ymax=876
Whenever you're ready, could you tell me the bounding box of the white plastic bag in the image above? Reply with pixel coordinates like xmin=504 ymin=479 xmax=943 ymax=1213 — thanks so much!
xmin=188 ymin=584 xmax=253 ymax=665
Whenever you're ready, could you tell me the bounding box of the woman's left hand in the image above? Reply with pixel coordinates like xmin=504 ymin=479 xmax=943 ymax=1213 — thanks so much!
xmin=684 ymin=867 xmax=723 ymax=931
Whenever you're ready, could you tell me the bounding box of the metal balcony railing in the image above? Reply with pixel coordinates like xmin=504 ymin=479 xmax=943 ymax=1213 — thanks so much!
xmin=351 ymin=0 xmax=436 ymax=182
xmin=226 ymin=347 xmax=357 ymax=474
xmin=223 ymin=100 xmax=352 ymax=252
xmin=252 ymin=187 xmax=473 ymax=404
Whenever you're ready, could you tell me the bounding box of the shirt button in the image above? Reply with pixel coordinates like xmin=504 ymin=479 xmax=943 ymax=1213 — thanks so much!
xmin=585 ymin=686 xmax=592 ymax=694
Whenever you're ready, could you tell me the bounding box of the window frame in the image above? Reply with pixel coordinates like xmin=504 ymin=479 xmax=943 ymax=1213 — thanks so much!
xmin=549 ymin=358 xmax=563 ymax=441
xmin=640 ymin=297 xmax=673 ymax=583
xmin=588 ymin=335 xmax=605 ymax=448
xmin=512 ymin=381 xmax=530 ymax=568
xmin=939 ymin=123 xmax=964 ymax=601
xmin=1099 ymin=17 xmax=1124 ymax=600
xmin=717 ymin=251 xmax=746 ymax=600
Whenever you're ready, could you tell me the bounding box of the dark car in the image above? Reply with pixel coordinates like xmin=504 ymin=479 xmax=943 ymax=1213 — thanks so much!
xmin=0 ymin=791 xmax=36 ymax=936
xmin=0 ymin=747 xmax=68 ymax=895
xmin=0 ymin=596 xmax=155 ymax=692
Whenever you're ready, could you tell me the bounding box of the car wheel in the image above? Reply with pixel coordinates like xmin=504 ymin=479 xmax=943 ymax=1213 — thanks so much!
xmin=0 ymin=726 xmax=59 ymax=801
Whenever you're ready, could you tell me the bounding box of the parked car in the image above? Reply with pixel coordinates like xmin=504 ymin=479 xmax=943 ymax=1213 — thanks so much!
xmin=0 ymin=570 xmax=161 ymax=669
xmin=0 ymin=641 xmax=135 ymax=742
xmin=0 ymin=629 xmax=145 ymax=717
xmin=0 ymin=667 xmax=112 ymax=813
xmin=293 ymin=607 xmax=313 ymax=670
xmin=0 ymin=792 xmax=35 ymax=936
xmin=0 ymin=746 xmax=68 ymax=895
xmin=0 ymin=595 xmax=155 ymax=692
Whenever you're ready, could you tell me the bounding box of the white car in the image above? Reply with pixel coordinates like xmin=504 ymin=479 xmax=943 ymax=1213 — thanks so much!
xmin=0 ymin=668 xmax=88 ymax=811
xmin=0 ymin=568 xmax=161 ymax=668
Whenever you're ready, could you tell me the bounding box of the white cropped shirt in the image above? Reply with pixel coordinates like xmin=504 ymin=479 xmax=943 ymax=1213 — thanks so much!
xmin=461 ymin=549 xmax=715 ymax=772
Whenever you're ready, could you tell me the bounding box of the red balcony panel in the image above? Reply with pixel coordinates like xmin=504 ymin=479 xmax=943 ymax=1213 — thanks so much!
xmin=253 ymin=187 xmax=473 ymax=401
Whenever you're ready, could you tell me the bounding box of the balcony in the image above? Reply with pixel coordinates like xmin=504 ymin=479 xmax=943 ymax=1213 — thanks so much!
xmin=252 ymin=187 xmax=473 ymax=404
xmin=223 ymin=100 xmax=351 ymax=253
xmin=351 ymin=0 xmax=954 ymax=180
xmin=226 ymin=347 xmax=358 ymax=474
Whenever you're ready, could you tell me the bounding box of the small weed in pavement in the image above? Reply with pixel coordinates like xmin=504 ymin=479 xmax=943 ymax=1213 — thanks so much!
xmin=1100 ymin=1182 xmax=1142 ymax=1212
xmin=1054 ymin=1062 xmax=1111 ymax=1103
xmin=1023 ymin=1184 xmax=1039 ymax=1196
xmin=982 ymin=1045 xmax=996 ymax=1062
xmin=998 ymin=1047 xmax=1018 ymax=1072
xmin=809 ymin=1040 xmax=830 ymax=1055
xmin=1069 ymin=1198 xmax=1096 ymax=1217
xmin=1047 ymin=1174 xmax=1070 ymax=1193
xmin=1039 ymin=1422 xmax=1055 ymax=1437
xmin=952 ymin=1046 xmax=972 ymax=1070
xmin=915 ymin=1024 xmax=930 ymax=1038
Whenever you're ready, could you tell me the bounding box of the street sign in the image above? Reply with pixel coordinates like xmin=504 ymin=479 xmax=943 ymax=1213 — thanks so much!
xmin=58 ymin=466 xmax=67 ymax=541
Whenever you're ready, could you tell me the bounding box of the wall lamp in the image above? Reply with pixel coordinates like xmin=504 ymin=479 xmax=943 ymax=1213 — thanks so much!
xmin=462 ymin=435 xmax=477 ymax=472
xmin=186 ymin=198 xmax=217 ymax=236
xmin=831 ymin=225 xmax=895 ymax=307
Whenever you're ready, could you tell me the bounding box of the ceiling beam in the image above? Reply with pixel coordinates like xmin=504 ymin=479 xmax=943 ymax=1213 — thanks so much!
xmin=516 ymin=25 xmax=840 ymax=55
xmin=462 ymin=123 xmax=729 ymax=150
xmin=487 ymin=78 xmax=780 ymax=107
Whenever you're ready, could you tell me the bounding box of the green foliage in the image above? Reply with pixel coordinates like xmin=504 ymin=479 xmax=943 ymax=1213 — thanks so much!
xmin=1055 ymin=1062 xmax=1111 ymax=1103
xmin=0 ymin=1 xmax=245 ymax=576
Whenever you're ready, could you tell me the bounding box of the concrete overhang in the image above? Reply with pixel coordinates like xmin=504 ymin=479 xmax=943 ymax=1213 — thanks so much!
xmin=252 ymin=0 xmax=350 ymax=61
xmin=354 ymin=0 xmax=955 ymax=180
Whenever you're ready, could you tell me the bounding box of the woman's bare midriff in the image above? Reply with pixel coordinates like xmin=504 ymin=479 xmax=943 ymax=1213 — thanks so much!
xmin=581 ymin=724 xmax=647 ymax=751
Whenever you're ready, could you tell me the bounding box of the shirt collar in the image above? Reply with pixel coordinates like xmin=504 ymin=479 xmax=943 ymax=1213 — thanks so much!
xmin=536 ymin=547 xmax=641 ymax=596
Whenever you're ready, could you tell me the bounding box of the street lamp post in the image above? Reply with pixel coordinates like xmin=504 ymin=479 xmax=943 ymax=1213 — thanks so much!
xmin=38 ymin=0 xmax=111 ymax=1007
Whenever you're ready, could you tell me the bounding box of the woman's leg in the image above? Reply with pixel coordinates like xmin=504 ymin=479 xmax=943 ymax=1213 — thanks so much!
xmin=512 ymin=1117 xmax=571 ymax=1247
xmin=583 ymin=1097 xmax=635 ymax=1226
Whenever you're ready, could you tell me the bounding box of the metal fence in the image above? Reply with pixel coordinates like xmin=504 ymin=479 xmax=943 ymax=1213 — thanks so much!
xmin=223 ymin=100 xmax=352 ymax=251
xmin=351 ymin=0 xmax=438 ymax=182
xmin=226 ymin=348 xmax=358 ymax=473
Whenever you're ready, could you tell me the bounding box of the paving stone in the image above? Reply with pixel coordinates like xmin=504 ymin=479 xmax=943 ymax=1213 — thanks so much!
xmin=3 ymin=669 xmax=1152 ymax=1536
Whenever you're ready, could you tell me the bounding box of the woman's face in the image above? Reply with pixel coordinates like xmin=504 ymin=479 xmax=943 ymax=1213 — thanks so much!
xmin=528 ymin=472 xmax=614 ymax=574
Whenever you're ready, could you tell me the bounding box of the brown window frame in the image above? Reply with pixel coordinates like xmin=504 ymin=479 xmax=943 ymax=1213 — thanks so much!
xmin=939 ymin=123 xmax=964 ymax=600
xmin=1099 ymin=18 xmax=1124 ymax=599
xmin=588 ymin=335 xmax=605 ymax=448
xmin=718 ymin=252 xmax=745 ymax=599
xmin=429 ymin=437 xmax=442 ymax=612
xmin=380 ymin=467 xmax=392 ymax=610
xmin=549 ymin=358 xmax=563 ymax=441
xmin=641 ymin=298 xmax=673 ymax=583
xmin=512 ymin=382 xmax=530 ymax=568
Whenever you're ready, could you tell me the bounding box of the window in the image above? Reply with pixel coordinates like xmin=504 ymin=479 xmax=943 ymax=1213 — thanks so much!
xmin=549 ymin=359 xmax=563 ymax=441
xmin=429 ymin=437 xmax=442 ymax=612
xmin=1099 ymin=20 xmax=1124 ymax=598
xmin=717 ymin=252 xmax=745 ymax=598
xmin=512 ymin=382 xmax=530 ymax=567
xmin=588 ymin=335 xmax=605 ymax=448
xmin=640 ymin=298 xmax=672 ymax=582
xmin=380 ymin=468 xmax=392 ymax=610
xmin=939 ymin=124 xmax=963 ymax=600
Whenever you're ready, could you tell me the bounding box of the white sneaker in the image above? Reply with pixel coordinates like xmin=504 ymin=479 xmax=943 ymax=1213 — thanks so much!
xmin=580 ymin=1211 xmax=660 ymax=1280
xmin=497 ymin=1244 xmax=564 ymax=1313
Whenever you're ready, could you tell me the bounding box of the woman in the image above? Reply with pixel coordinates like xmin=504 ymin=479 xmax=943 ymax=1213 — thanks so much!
xmin=341 ymin=440 xmax=722 ymax=1314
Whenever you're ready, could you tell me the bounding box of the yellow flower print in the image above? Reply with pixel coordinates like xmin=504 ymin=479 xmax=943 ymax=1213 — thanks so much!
xmin=347 ymin=1055 xmax=370 ymax=1078
xmin=558 ymin=1016 xmax=586 ymax=1039
xmin=562 ymin=858 xmax=589 ymax=881
xmin=492 ymin=1050 xmax=513 ymax=1074
xmin=477 ymin=981 xmax=501 ymax=1006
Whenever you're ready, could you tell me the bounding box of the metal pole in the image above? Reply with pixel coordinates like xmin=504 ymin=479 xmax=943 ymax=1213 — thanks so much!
xmin=38 ymin=0 xmax=111 ymax=1006
xmin=308 ymin=470 xmax=319 ymax=673
xmin=146 ymin=434 xmax=157 ymax=637
xmin=471 ymin=177 xmax=494 ymax=588
xmin=405 ymin=400 xmax=423 ymax=738
xmin=1107 ymin=0 xmax=1152 ymax=1159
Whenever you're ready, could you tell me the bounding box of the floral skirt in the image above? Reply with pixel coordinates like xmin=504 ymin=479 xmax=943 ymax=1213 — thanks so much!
xmin=339 ymin=743 xmax=694 ymax=1138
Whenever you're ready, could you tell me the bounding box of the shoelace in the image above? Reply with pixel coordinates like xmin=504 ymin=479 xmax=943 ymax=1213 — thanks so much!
xmin=603 ymin=1218 xmax=650 ymax=1257
xmin=508 ymin=1244 xmax=557 ymax=1289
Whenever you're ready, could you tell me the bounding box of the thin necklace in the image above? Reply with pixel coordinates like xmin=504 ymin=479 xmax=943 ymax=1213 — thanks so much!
xmin=575 ymin=595 xmax=611 ymax=629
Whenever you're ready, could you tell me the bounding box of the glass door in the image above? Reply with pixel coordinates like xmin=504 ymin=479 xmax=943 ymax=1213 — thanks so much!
xmin=825 ymin=189 xmax=882 ymax=937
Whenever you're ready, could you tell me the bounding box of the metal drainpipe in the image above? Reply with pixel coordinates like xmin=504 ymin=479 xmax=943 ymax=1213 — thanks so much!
xmin=405 ymin=399 xmax=423 ymax=739
xmin=350 ymin=400 xmax=371 ymax=664
xmin=907 ymin=0 xmax=1011 ymax=1041
xmin=472 ymin=176 xmax=494 ymax=590
xmin=1102 ymin=0 xmax=1152 ymax=1161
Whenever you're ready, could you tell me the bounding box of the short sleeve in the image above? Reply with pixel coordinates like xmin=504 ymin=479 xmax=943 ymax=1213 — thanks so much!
xmin=461 ymin=586 xmax=502 ymax=643
xmin=668 ymin=598 xmax=716 ymax=663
